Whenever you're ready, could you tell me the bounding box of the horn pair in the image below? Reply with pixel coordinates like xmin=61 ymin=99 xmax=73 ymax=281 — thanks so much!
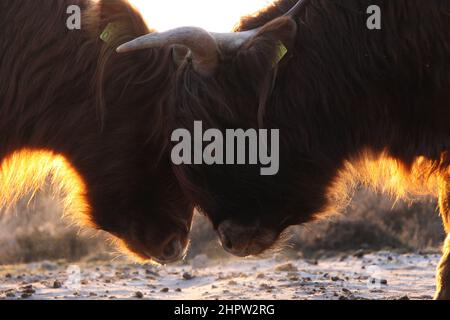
xmin=116 ymin=0 xmax=310 ymax=77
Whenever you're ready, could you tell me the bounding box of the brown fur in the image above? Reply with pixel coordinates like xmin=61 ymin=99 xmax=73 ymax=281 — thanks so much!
xmin=436 ymin=235 xmax=450 ymax=300
xmin=0 ymin=0 xmax=193 ymax=263
xmin=439 ymin=174 xmax=450 ymax=233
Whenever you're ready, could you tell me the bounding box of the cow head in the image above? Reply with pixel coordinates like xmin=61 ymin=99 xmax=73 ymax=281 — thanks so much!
xmin=98 ymin=176 xmax=194 ymax=264
xmin=114 ymin=18 xmax=296 ymax=256
xmin=115 ymin=1 xmax=317 ymax=257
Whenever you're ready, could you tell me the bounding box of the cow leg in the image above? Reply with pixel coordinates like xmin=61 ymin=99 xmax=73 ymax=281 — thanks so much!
xmin=435 ymin=177 xmax=450 ymax=300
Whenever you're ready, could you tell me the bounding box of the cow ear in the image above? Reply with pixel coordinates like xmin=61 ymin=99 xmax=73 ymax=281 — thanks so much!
xmin=234 ymin=17 xmax=297 ymax=81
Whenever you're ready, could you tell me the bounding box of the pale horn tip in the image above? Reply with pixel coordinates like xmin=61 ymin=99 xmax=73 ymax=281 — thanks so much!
xmin=116 ymin=43 xmax=131 ymax=53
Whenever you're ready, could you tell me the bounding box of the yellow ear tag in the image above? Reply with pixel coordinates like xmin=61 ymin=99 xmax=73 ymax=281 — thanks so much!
xmin=274 ymin=42 xmax=288 ymax=66
xmin=100 ymin=22 xmax=123 ymax=43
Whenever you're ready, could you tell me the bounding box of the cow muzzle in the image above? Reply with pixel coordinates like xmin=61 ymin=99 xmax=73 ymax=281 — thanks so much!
xmin=217 ymin=220 xmax=278 ymax=257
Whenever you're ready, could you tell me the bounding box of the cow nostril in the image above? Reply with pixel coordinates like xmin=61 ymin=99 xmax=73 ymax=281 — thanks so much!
xmin=218 ymin=223 xmax=234 ymax=251
xmin=221 ymin=234 xmax=233 ymax=251
xmin=161 ymin=236 xmax=182 ymax=261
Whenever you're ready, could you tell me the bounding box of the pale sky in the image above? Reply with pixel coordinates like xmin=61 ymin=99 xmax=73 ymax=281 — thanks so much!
xmin=129 ymin=0 xmax=275 ymax=32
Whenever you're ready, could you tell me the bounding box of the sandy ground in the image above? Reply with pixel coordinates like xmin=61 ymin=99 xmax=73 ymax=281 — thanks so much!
xmin=0 ymin=251 xmax=439 ymax=300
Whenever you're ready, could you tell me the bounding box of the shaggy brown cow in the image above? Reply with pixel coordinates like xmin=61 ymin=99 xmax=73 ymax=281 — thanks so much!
xmin=0 ymin=0 xmax=195 ymax=264
xmin=120 ymin=0 xmax=450 ymax=297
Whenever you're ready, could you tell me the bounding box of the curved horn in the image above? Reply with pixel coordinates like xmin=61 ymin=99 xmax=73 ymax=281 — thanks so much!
xmin=208 ymin=0 xmax=310 ymax=51
xmin=117 ymin=27 xmax=219 ymax=76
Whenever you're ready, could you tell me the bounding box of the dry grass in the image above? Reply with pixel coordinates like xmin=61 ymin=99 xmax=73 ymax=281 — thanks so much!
xmin=0 ymin=192 xmax=109 ymax=265
xmin=290 ymin=190 xmax=445 ymax=257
